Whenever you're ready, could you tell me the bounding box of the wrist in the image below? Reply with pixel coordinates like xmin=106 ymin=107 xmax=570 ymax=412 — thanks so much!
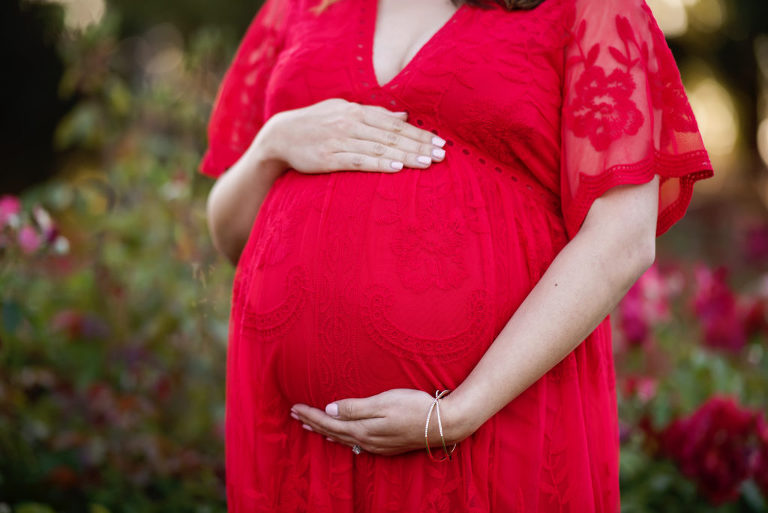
xmin=245 ymin=113 xmax=289 ymax=183
xmin=441 ymin=390 xmax=482 ymax=444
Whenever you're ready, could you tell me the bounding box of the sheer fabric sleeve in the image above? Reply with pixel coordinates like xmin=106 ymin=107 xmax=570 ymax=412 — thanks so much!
xmin=198 ymin=0 xmax=294 ymax=178
xmin=559 ymin=0 xmax=714 ymax=239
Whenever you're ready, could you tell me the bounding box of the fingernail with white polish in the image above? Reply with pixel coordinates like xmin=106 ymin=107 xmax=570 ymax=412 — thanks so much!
xmin=432 ymin=136 xmax=446 ymax=147
xmin=326 ymin=403 xmax=339 ymax=417
xmin=302 ymin=424 xmax=313 ymax=431
xmin=290 ymin=411 xmax=299 ymax=421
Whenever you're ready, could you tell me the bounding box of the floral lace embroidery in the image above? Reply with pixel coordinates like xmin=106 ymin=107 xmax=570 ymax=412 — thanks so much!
xmin=316 ymin=273 xmax=363 ymax=399
xmin=564 ymin=16 xmax=645 ymax=151
xmin=390 ymin=212 xmax=470 ymax=293
xmin=641 ymin=3 xmax=699 ymax=144
xmin=241 ymin=265 xmax=308 ymax=343
xmin=361 ymin=283 xmax=490 ymax=362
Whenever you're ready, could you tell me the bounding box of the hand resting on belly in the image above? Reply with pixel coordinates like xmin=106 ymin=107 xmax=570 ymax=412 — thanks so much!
xmin=204 ymin=98 xmax=447 ymax=264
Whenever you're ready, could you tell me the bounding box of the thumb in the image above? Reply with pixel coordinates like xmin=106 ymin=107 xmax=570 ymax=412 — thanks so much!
xmin=325 ymin=398 xmax=379 ymax=420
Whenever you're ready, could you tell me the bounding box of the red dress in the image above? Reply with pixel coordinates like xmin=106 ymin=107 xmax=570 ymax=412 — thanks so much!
xmin=199 ymin=0 xmax=714 ymax=510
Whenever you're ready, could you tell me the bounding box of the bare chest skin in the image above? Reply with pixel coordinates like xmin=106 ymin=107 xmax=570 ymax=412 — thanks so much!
xmin=372 ymin=0 xmax=461 ymax=86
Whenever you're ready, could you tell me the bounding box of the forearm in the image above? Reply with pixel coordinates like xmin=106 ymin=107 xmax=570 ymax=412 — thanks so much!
xmin=205 ymin=116 xmax=288 ymax=265
xmin=445 ymin=211 xmax=656 ymax=441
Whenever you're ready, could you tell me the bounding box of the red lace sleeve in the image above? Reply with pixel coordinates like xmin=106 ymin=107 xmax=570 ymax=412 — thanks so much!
xmin=198 ymin=0 xmax=294 ymax=178
xmin=560 ymin=0 xmax=714 ymax=239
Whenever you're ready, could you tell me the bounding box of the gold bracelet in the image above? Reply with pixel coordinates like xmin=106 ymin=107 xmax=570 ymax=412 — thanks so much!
xmin=424 ymin=389 xmax=457 ymax=462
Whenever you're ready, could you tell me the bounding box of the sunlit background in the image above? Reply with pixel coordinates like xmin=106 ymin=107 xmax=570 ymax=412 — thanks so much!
xmin=1 ymin=0 xmax=766 ymax=512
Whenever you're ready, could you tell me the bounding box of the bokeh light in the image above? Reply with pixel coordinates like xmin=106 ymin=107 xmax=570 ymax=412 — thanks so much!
xmin=646 ymin=0 xmax=689 ymax=37
xmin=758 ymin=119 xmax=768 ymax=169
xmin=40 ymin=0 xmax=106 ymax=31
xmin=688 ymin=76 xmax=739 ymax=158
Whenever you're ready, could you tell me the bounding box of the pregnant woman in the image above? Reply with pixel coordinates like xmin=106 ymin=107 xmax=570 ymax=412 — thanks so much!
xmin=200 ymin=0 xmax=714 ymax=510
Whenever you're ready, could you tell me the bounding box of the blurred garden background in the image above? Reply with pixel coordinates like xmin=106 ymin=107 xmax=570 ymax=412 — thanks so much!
xmin=0 ymin=0 xmax=767 ymax=511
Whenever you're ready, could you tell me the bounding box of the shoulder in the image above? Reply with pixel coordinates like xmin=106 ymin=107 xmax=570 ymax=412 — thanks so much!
xmin=560 ymin=0 xmax=666 ymax=56
xmin=565 ymin=0 xmax=655 ymax=27
xmin=566 ymin=0 xmax=649 ymax=13
xmin=238 ymin=0 xmax=307 ymax=49
xmin=252 ymin=0 xmax=305 ymax=28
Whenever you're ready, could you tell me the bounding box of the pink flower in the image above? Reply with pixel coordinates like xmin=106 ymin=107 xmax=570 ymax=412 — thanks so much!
xmin=621 ymin=374 xmax=658 ymax=403
xmin=0 ymin=195 xmax=21 ymax=227
xmin=743 ymin=223 xmax=768 ymax=265
xmin=17 ymin=225 xmax=41 ymax=254
xmin=618 ymin=263 xmax=675 ymax=347
xmin=619 ymin=283 xmax=650 ymax=346
xmin=658 ymin=395 xmax=763 ymax=505
xmin=691 ymin=264 xmax=748 ymax=352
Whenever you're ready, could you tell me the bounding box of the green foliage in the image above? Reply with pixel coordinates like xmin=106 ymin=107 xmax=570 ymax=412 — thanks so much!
xmin=0 ymin=8 xmax=236 ymax=513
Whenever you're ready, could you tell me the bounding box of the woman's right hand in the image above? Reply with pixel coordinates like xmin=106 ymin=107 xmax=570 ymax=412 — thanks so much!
xmin=261 ymin=98 xmax=447 ymax=174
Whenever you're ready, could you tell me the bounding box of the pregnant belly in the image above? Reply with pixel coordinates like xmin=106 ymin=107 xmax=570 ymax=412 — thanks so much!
xmin=236 ymin=167 xmax=563 ymax=407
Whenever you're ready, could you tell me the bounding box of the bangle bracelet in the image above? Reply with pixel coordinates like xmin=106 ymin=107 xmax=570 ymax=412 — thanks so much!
xmin=425 ymin=389 xmax=457 ymax=462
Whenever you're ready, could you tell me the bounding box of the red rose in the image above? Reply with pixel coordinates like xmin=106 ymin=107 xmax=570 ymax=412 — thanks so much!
xmin=750 ymin=413 xmax=768 ymax=497
xmin=658 ymin=395 xmax=763 ymax=505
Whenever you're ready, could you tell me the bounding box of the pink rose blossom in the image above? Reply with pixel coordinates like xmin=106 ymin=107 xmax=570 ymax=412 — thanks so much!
xmin=621 ymin=373 xmax=658 ymax=403
xmin=618 ymin=263 xmax=675 ymax=347
xmin=691 ymin=264 xmax=748 ymax=352
xmin=743 ymin=222 xmax=768 ymax=265
xmin=0 ymin=195 xmax=21 ymax=227
xmin=17 ymin=225 xmax=41 ymax=254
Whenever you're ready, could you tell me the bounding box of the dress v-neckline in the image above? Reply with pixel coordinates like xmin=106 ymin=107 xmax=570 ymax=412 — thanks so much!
xmin=366 ymin=0 xmax=468 ymax=90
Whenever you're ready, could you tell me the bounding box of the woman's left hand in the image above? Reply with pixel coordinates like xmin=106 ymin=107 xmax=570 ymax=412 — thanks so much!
xmin=290 ymin=389 xmax=467 ymax=456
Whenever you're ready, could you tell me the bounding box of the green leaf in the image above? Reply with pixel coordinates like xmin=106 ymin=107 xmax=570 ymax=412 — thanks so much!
xmin=1 ymin=301 xmax=23 ymax=335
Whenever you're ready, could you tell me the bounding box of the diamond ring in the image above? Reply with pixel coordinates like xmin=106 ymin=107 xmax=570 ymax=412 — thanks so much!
xmin=352 ymin=444 xmax=362 ymax=455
